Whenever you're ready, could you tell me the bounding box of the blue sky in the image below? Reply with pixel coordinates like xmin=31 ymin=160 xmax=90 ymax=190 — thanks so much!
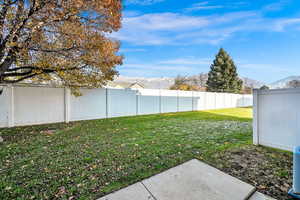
xmin=112 ymin=0 xmax=300 ymax=83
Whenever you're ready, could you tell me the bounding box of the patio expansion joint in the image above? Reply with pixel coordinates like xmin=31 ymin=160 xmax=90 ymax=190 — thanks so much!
xmin=141 ymin=181 xmax=158 ymax=200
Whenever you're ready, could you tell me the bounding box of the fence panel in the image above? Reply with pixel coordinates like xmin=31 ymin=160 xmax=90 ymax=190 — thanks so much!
xmin=215 ymin=93 xmax=225 ymax=109
xmin=244 ymin=95 xmax=253 ymax=107
xmin=137 ymin=89 xmax=160 ymax=115
xmin=178 ymin=91 xmax=193 ymax=112
xmin=224 ymin=93 xmax=232 ymax=108
xmin=107 ymin=89 xmax=137 ymax=118
xmin=231 ymin=94 xmax=239 ymax=108
xmin=13 ymin=87 xmax=65 ymax=126
xmin=0 ymin=85 xmax=253 ymax=128
xmin=193 ymin=92 xmax=205 ymax=110
xmin=235 ymin=94 xmax=243 ymax=107
xmin=70 ymin=88 xmax=106 ymax=121
xmin=253 ymin=88 xmax=300 ymax=151
xmin=205 ymin=92 xmax=216 ymax=109
xmin=160 ymin=90 xmax=178 ymax=113
xmin=0 ymin=87 xmax=10 ymax=127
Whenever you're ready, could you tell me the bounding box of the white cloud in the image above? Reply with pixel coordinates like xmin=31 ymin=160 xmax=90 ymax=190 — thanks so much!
xmin=122 ymin=13 xmax=210 ymax=31
xmin=113 ymin=8 xmax=300 ymax=46
xmin=186 ymin=5 xmax=224 ymax=11
xmin=213 ymin=11 xmax=258 ymax=23
xmin=119 ymin=48 xmax=147 ymax=53
xmin=238 ymin=63 xmax=300 ymax=79
xmin=273 ymin=18 xmax=300 ymax=31
xmin=117 ymin=57 xmax=300 ymax=82
xmin=123 ymin=11 xmax=142 ymax=17
xmin=112 ymin=11 xmax=262 ymax=45
xmin=121 ymin=63 xmax=192 ymax=71
xmin=263 ymin=0 xmax=290 ymax=11
xmin=193 ymin=2 xmax=210 ymax=6
xmin=118 ymin=57 xmax=212 ymax=77
xmin=118 ymin=58 xmax=300 ymax=81
xmin=185 ymin=2 xmax=224 ymax=11
xmin=185 ymin=1 xmax=251 ymax=11
xmin=112 ymin=12 xmax=212 ymax=45
xmin=159 ymin=58 xmax=211 ymax=65
xmin=119 ymin=63 xmax=197 ymax=77
xmin=112 ymin=31 xmax=171 ymax=45
xmin=125 ymin=0 xmax=165 ymax=5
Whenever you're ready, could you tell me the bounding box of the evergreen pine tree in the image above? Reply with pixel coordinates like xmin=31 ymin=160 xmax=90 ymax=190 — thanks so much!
xmin=207 ymin=48 xmax=243 ymax=93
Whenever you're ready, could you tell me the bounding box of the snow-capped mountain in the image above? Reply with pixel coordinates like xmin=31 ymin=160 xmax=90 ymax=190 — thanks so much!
xmin=113 ymin=75 xmax=263 ymax=89
xmin=241 ymin=77 xmax=264 ymax=88
xmin=269 ymin=76 xmax=300 ymax=89
xmin=114 ymin=76 xmax=175 ymax=89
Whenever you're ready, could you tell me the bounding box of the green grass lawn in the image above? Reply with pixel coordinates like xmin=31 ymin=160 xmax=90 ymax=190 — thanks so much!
xmin=0 ymin=108 xmax=291 ymax=200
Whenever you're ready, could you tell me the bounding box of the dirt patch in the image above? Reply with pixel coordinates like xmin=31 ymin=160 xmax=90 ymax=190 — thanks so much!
xmin=211 ymin=145 xmax=293 ymax=200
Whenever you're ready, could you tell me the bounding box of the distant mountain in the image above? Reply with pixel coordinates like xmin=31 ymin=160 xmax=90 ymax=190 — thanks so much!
xmin=113 ymin=75 xmax=263 ymax=89
xmin=269 ymin=76 xmax=300 ymax=89
xmin=242 ymin=77 xmax=264 ymax=89
xmin=114 ymin=76 xmax=175 ymax=89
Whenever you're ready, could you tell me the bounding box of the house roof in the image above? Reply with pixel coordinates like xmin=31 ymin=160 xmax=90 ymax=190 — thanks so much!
xmin=128 ymin=82 xmax=145 ymax=88
xmin=106 ymin=81 xmax=145 ymax=89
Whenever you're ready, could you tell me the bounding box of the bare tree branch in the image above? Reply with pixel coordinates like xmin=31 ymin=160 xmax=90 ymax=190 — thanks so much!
xmin=0 ymin=0 xmax=123 ymax=95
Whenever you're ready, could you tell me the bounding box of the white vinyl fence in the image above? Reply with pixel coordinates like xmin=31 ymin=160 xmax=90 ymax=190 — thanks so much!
xmin=0 ymin=85 xmax=253 ymax=128
xmin=253 ymin=88 xmax=300 ymax=151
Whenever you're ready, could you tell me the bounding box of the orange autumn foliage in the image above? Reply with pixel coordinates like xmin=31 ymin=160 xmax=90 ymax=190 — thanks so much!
xmin=0 ymin=0 xmax=123 ymax=95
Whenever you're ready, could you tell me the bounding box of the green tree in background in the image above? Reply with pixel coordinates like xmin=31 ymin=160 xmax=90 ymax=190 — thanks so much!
xmin=207 ymin=48 xmax=243 ymax=93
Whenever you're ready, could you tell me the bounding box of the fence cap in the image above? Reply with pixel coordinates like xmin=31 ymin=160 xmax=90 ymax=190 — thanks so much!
xmin=294 ymin=146 xmax=300 ymax=154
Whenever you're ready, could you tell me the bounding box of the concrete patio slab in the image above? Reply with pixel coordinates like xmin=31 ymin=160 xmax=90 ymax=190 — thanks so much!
xmin=142 ymin=159 xmax=255 ymax=200
xmin=97 ymin=183 xmax=154 ymax=200
xmin=248 ymin=192 xmax=276 ymax=200
xmin=98 ymin=159 xmax=276 ymax=200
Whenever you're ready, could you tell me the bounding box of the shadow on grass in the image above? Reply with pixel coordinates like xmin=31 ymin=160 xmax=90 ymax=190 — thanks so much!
xmin=0 ymin=121 xmax=79 ymax=143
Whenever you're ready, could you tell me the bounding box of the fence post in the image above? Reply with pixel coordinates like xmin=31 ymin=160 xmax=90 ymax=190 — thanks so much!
xmin=253 ymin=89 xmax=259 ymax=145
xmin=159 ymin=89 xmax=162 ymax=113
xmin=203 ymin=92 xmax=207 ymax=110
xmin=214 ymin=92 xmax=217 ymax=109
xmin=64 ymin=88 xmax=71 ymax=123
xmin=136 ymin=90 xmax=139 ymax=116
xmin=177 ymin=90 xmax=179 ymax=112
xmin=192 ymin=91 xmax=194 ymax=111
xmin=105 ymin=88 xmax=109 ymax=118
xmin=7 ymin=85 xmax=14 ymax=127
xmin=223 ymin=93 xmax=226 ymax=108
